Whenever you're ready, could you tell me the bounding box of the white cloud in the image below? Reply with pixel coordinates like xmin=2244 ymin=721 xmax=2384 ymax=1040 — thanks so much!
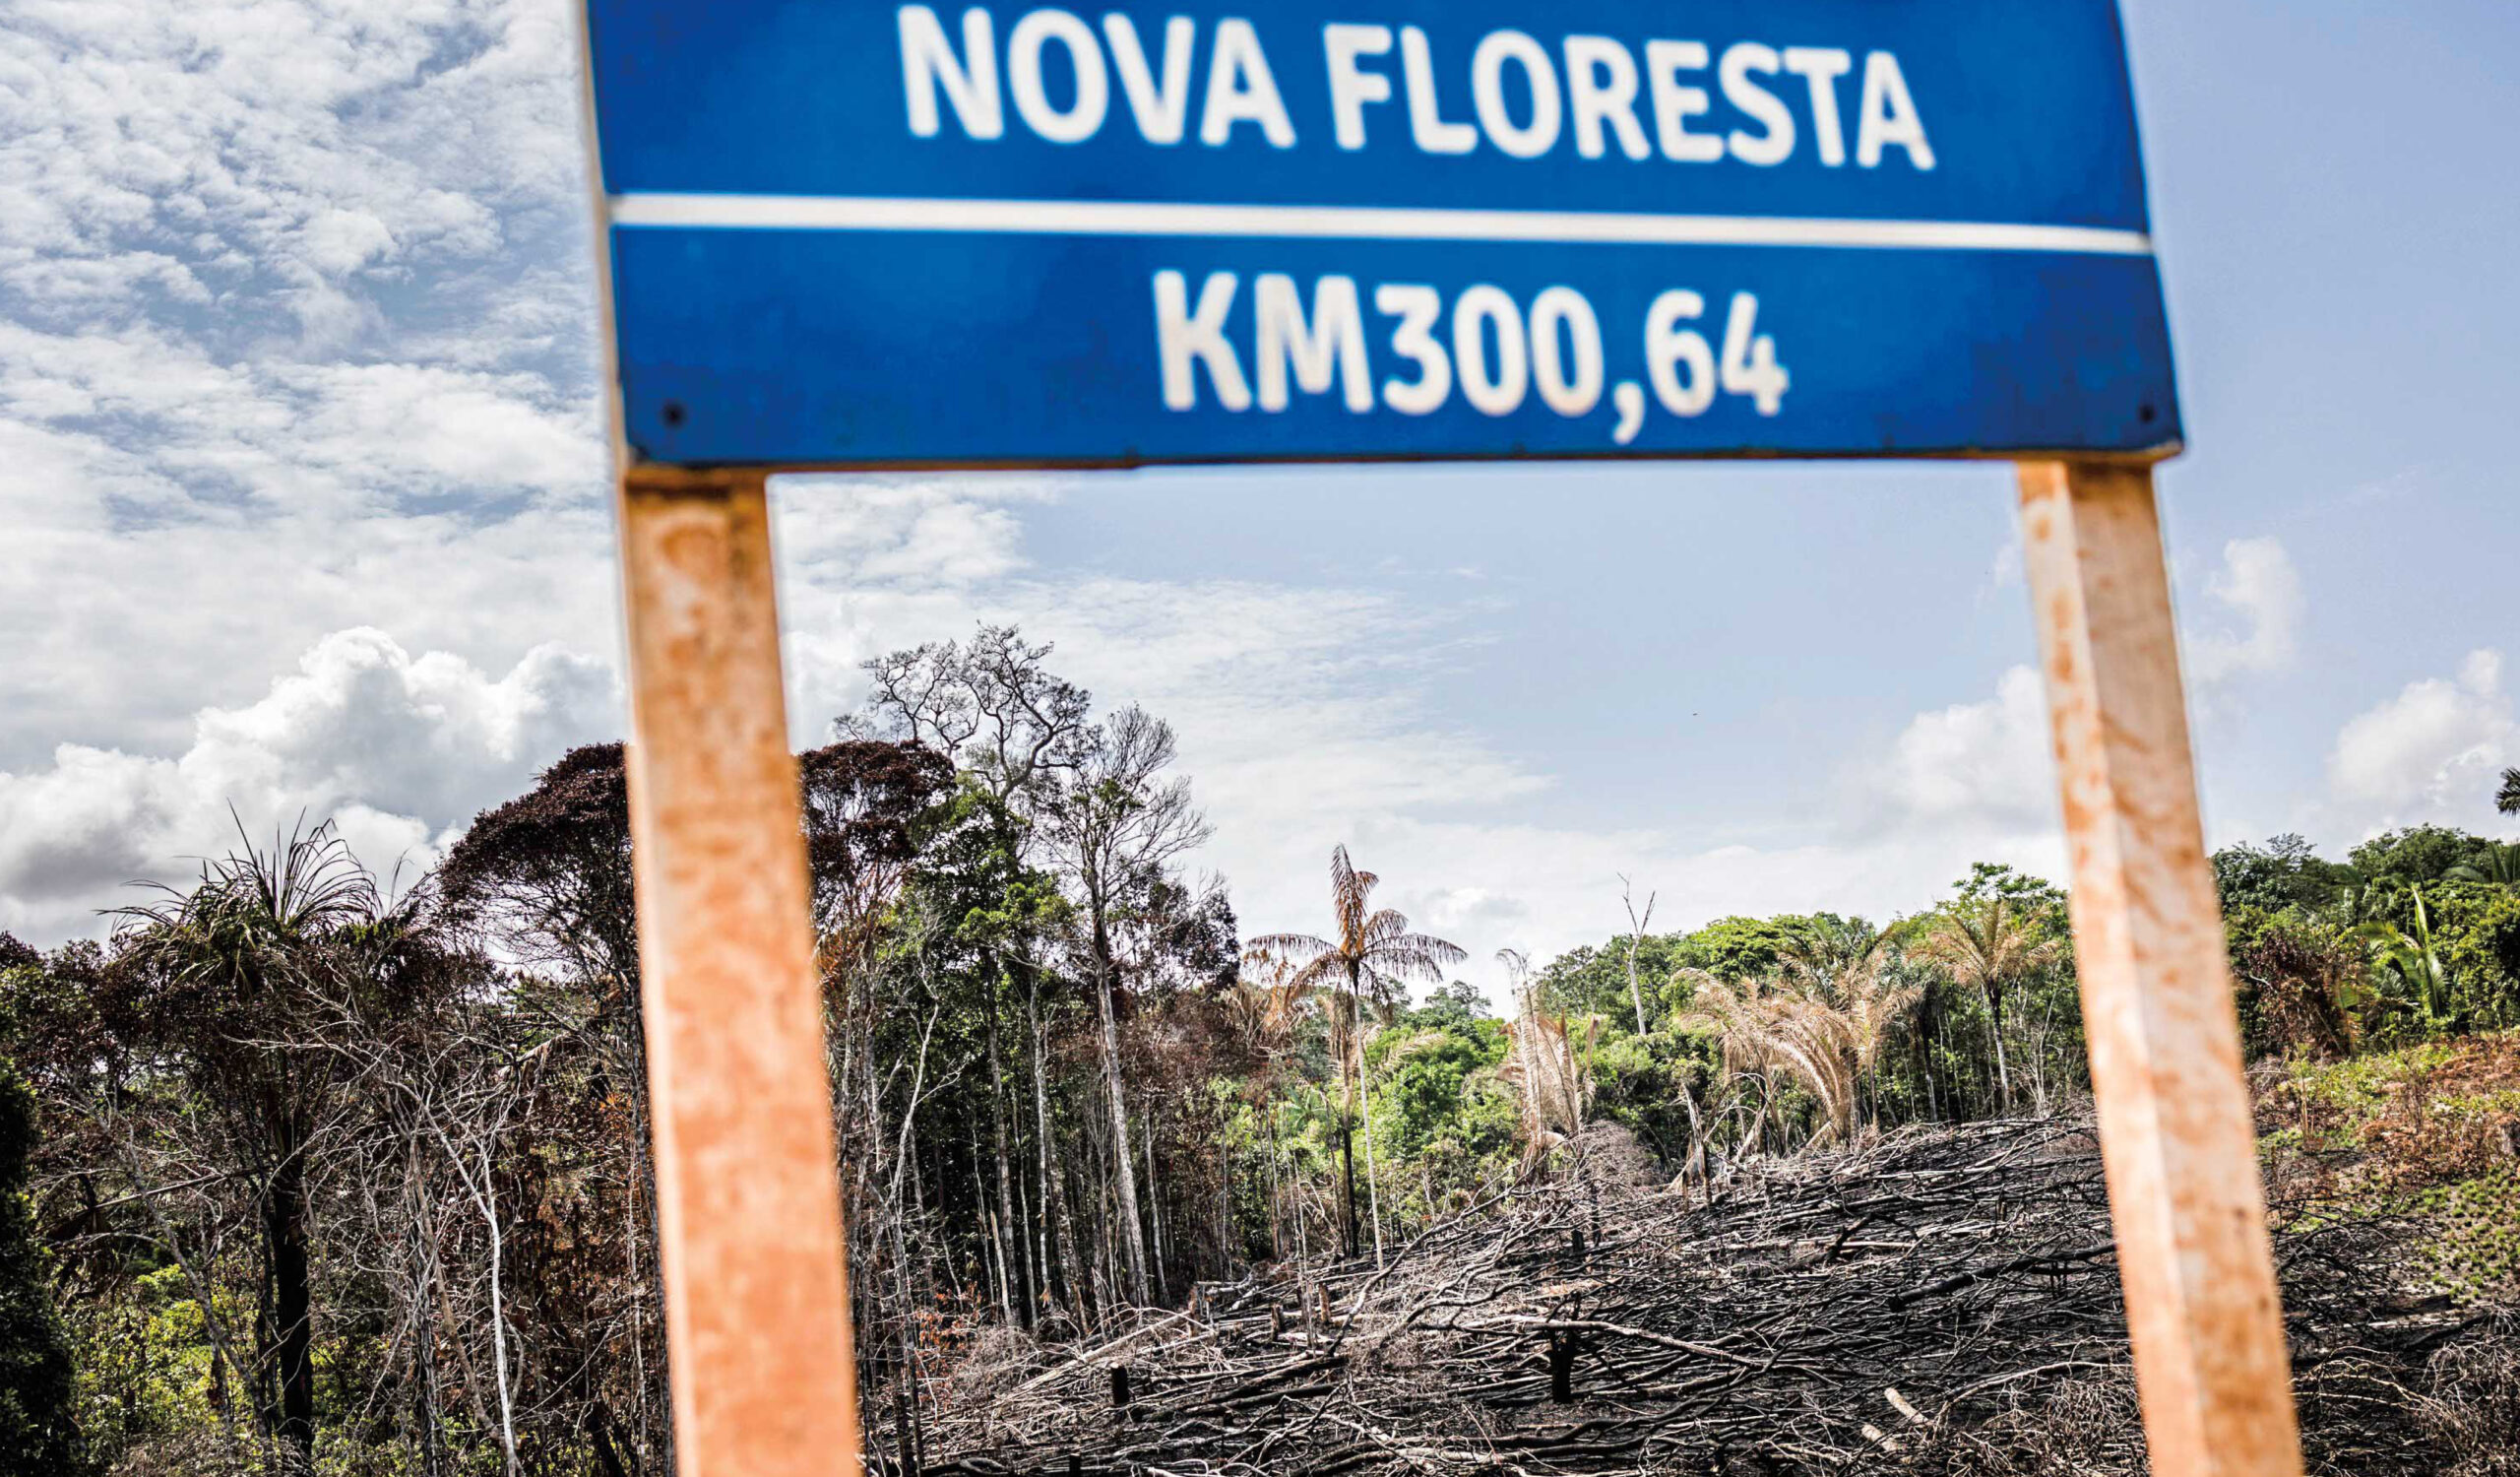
xmin=0 ymin=628 xmax=615 ymax=940
xmin=1864 ymin=666 xmax=2058 ymax=837
xmin=2325 ymin=649 xmax=2514 ymax=836
xmin=0 ymin=0 xmax=574 ymax=334
xmin=2185 ymin=537 xmax=2303 ymax=687
xmin=0 ymin=0 xmax=613 ymax=780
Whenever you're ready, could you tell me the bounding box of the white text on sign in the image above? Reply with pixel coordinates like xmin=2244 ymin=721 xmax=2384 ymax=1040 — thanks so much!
xmin=1153 ymin=272 xmax=1789 ymax=442
xmin=899 ymin=8 xmax=1934 ymax=170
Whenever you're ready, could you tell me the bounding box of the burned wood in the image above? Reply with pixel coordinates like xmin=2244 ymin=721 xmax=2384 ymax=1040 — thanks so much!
xmin=903 ymin=1120 xmax=2513 ymax=1476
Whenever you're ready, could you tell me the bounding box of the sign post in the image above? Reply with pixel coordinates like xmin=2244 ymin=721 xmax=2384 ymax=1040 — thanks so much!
xmin=577 ymin=3 xmax=2300 ymax=1473
xmin=2018 ymin=462 xmax=2302 ymax=1476
xmin=614 ymin=465 xmax=864 ymax=1477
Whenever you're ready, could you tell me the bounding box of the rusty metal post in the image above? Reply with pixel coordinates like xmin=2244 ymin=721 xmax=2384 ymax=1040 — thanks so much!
xmin=615 ymin=465 xmax=863 ymax=1477
xmin=2016 ymin=461 xmax=2303 ymax=1477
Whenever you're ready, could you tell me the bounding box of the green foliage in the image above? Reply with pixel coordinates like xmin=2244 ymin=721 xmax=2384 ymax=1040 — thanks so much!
xmin=1533 ymin=934 xmax=1690 ymax=1022
xmin=2281 ymin=1043 xmax=2461 ymax=1147
xmin=0 ymin=1067 xmax=81 ymax=1475
xmin=1415 ymin=981 xmax=1490 ymax=1027
xmin=1677 ymin=916 xmax=1807 ymax=982
xmin=1949 ymin=862 xmax=2069 ymax=923
xmin=66 ymin=1267 xmax=224 ymax=1473
xmin=2215 ymin=834 xmax=2354 ymax=917
xmin=1365 ymin=1012 xmax=1512 ymax=1167
xmin=2350 ymin=825 xmax=2501 ymax=890
xmin=2214 ymin=830 xmax=2520 ymax=1052
xmin=2429 ymin=883 xmax=2520 ymax=1024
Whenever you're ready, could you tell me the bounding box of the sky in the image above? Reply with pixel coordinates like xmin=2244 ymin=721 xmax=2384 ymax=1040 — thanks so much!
xmin=0 ymin=0 xmax=2513 ymax=999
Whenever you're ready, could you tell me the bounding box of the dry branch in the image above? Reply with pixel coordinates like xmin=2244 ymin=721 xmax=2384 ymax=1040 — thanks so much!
xmin=906 ymin=1119 xmax=2512 ymax=1476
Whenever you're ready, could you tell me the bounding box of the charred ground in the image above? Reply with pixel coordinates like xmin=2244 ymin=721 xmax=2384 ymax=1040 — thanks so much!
xmin=916 ymin=1113 xmax=2519 ymax=1477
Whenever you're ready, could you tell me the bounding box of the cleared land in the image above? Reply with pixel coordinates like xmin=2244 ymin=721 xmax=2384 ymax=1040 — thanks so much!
xmin=912 ymin=1060 xmax=2520 ymax=1477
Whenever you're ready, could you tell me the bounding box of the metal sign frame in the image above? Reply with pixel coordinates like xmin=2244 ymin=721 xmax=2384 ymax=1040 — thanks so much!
xmin=575 ymin=5 xmax=2304 ymax=1475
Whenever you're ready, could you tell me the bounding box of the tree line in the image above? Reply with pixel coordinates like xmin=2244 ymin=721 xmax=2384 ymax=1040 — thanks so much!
xmin=0 ymin=625 xmax=2510 ymax=1476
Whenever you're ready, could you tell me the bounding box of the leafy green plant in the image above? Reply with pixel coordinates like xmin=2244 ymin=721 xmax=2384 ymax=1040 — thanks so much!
xmin=2361 ymin=886 xmax=2458 ymax=1036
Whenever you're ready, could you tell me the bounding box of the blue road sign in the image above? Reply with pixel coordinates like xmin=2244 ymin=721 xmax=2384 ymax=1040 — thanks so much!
xmin=584 ymin=0 xmax=2179 ymax=468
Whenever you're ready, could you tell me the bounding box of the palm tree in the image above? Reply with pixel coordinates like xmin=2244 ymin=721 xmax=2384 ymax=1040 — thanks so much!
xmin=1496 ymin=1003 xmax=1596 ymax=1163
xmin=1678 ymin=970 xmax=1865 ymax=1150
xmin=112 ymin=820 xmax=429 ymax=1470
xmin=2498 ymin=766 xmax=2519 ymax=816
xmin=2445 ymin=842 xmax=2520 ymax=891
xmin=1781 ymin=919 xmax=1922 ymax=1130
xmin=1249 ymin=847 xmax=1464 ymax=1262
xmin=1911 ymin=896 xmax=2061 ymax=1115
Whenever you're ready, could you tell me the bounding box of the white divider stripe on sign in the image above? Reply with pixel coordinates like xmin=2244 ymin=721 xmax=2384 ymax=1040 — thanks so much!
xmin=606 ymin=193 xmax=2154 ymax=257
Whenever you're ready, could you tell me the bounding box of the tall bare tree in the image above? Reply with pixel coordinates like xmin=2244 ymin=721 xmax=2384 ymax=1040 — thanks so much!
xmin=847 ymin=623 xmax=1091 ymax=814
xmin=1045 ymin=706 xmax=1212 ymax=1305
xmin=1618 ymin=876 xmax=1656 ymax=1036
xmin=1249 ymin=848 xmax=1464 ymax=1262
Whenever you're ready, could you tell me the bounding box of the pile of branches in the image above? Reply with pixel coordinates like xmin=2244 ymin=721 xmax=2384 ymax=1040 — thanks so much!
xmin=906 ymin=1120 xmax=2519 ymax=1476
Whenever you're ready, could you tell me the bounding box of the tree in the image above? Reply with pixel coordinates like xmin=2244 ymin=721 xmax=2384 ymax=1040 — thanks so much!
xmin=1532 ymin=934 xmax=1690 ymax=1024
xmin=108 ymin=821 xmax=436 ymax=1469
xmin=2349 ymin=825 xmax=2497 ymax=889
xmin=1043 ymin=706 xmax=1212 ymax=1306
xmin=1680 ymin=916 xmax=1805 ymax=982
xmin=435 ymin=743 xmax=669 ymax=1464
xmin=0 ymin=1064 xmax=80 ymax=1475
xmin=440 ymin=744 xmax=638 ymax=1010
xmin=2498 ymin=767 xmax=2519 ymax=815
xmin=1618 ymin=877 xmax=1656 ymax=1036
xmin=1249 ymin=848 xmax=1464 ymax=1261
xmin=1911 ymin=867 xmax=2065 ymax=1114
xmin=850 ymin=627 xmax=1100 ymax=1320
xmin=798 ymin=738 xmax=956 ymax=977
xmin=1675 ymin=970 xmax=1859 ymax=1150
xmin=2444 ymin=842 xmax=2520 ymax=891
xmin=1497 ymin=999 xmax=1596 ymax=1163
xmin=1779 ymin=917 xmax=1920 ymax=1131
xmin=847 ymin=623 xmax=1091 ymax=816
xmin=2213 ymin=834 xmax=2351 ymax=916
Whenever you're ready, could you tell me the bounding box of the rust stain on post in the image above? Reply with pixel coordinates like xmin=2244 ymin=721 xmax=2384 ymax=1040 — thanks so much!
xmin=2016 ymin=461 xmax=2302 ymax=1477
xmin=616 ymin=466 xmax=863 ymax=1477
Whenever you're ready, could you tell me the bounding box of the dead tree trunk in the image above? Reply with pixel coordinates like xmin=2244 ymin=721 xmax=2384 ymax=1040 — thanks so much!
xmin=1092 ymin=942 xmax=1152 ymax=1305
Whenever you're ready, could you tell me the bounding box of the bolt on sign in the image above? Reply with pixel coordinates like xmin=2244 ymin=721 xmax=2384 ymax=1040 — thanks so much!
xmin=576 ymin=4 xmax=2300 ymax=1477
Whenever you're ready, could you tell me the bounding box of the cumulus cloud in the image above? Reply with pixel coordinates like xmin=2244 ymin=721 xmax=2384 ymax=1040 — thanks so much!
xmin=1862 ymin=666 xmax=2058 ymax=837
xmin=2185 ymin=537 xmax=2304 ymax=687
xmin=0 ymin=0 xmax=613 ymax=775
xmin=0 ymin=628 xmax=615 ymax=939
xmin=2325 ymin=650 xmax=2515 ymax=836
